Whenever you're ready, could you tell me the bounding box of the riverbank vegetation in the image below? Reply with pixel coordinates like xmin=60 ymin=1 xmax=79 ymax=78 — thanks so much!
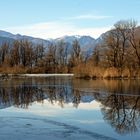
xmin=0 ymin=20 xmax=140 ymax=79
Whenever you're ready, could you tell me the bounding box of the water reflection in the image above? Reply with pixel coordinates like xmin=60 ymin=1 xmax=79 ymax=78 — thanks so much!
xmin=0 ymin=78 xmax=140 ymax=136
xmin=0 ymin=84 xmax=44 ymax=108
xmin=0 ymin=83 xmax=93 ymax=109
xmin=98 ymin=94 xmax=140 ymax=135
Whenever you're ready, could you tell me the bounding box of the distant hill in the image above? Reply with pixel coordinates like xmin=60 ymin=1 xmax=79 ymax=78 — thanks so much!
xmin=0 ymin=36 xmax=15 ymax=46
xmin=0 ymin=26 xmax=139 ymax=54
xmin=0 ymin=30 xmax=97 ymax=55
xmin=0 ymin=30 xmax=52 ymax=47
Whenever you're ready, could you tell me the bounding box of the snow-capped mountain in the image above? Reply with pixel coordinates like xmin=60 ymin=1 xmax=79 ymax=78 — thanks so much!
xmin=55 ymin=35 xmax=81 ymax=43
xmin=0 ymin=30 xmax=97 ymax=54
xmin=55 ymin=35 xmax=95 ymax=47
xmin=55 ymin=35 xmax=96 ymax=52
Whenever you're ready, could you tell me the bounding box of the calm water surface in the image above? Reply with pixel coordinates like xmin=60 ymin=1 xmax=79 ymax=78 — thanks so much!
xmin=0 ymin=77 xmax=140 ymax=140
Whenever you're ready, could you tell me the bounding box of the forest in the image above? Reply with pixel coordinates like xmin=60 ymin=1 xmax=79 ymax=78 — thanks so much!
xmin=0 ymin=20 xmax=140 ymax=79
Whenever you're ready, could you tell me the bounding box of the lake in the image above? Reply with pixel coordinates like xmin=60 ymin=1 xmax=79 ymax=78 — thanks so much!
xmin=0 ymin=77 xmax=140 ymax=140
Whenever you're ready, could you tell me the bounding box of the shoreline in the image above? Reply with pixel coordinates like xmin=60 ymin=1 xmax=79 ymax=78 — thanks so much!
xmin=0 ymin=73 xmax=140 ymax=80
xmin=0 ymin=73 xmax=74 ymax=79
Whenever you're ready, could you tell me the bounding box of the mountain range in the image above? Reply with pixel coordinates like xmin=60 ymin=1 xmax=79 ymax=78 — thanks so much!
xmin=0 ymin=30 xmax=101 ymax=53
xmin=0 ymin=27 xmax=140 ymax=53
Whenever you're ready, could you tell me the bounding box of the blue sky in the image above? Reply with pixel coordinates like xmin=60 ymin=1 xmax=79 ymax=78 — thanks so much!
xmin=0 ymin=0 xmax=140 ymax=39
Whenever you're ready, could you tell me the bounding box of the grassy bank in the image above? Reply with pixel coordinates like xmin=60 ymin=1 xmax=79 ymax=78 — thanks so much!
xmin=72 ymin=64 xmax=140 ymax=79
xmin=0 ymin=65 xmax=140 ymax=80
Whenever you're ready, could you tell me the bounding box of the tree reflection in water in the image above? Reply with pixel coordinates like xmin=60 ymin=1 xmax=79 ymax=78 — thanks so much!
xmin=0 ymin=79 xmax=140 ymax=135
xmin=0 ymin=83 xmax=83 ymax=109
xmin=0 ymin=84 xmax=44 ymax=108
xmin=97 ymin=94 xmax=140 ymax=135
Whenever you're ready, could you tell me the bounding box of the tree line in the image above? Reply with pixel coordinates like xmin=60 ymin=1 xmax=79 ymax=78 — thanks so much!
xmin=93 ymin=20 xmax=140 ymax=78
xmin=0 ymin=20 xmax=140 ymax=78
xmin=0 ymin=37 xmax=82 ymax=73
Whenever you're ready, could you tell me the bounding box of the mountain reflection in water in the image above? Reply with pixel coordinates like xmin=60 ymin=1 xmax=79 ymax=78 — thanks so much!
xmin=0 ymin=78 xmax=140 ymax=136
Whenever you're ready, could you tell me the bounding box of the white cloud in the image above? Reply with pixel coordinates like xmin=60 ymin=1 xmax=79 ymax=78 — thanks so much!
xmin=8 ymin=100 xmax=101 ymax=117
xmin=4 ymin=21 xmax=111 ymax=39
xmin=64 ymin=14 xmax=113 ymax=20
xmin=72 ymin=27 xmax=110 ymax=38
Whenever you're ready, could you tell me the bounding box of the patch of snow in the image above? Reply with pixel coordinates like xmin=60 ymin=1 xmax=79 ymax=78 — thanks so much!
xmin=22 ymin=74 xmax=74 ymax=77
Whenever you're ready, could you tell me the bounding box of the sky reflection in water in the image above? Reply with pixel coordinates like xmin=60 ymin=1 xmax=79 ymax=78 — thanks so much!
xmin=0 ymin=77 xmax=140 ymax=140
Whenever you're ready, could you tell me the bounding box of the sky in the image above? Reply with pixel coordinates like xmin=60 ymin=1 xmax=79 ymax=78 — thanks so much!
xmin=0 ymin=0 xmax=140 ymax=39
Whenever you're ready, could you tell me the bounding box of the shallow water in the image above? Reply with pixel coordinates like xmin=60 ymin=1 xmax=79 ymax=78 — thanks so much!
xmin=0 ymin=77 xmax=140 ymax=140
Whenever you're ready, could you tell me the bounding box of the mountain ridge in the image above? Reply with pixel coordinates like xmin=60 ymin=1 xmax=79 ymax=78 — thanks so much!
xmin=0 ymin=30 xmax=98 ymax=54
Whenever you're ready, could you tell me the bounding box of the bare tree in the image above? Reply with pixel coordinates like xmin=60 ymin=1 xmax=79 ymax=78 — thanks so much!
xmin=103 ymin=20 xmax=131 ymax=71
xmin=92 ymin=47 xmax=100 ymax=66
xmin=10 ymin=40 xmax=20 ymax=66
xmin=19 ymin=40 xmax=34 ymax=67
xmin=34 ymin=44 xmax=44 ymax=66
xmin=56 ymin=40 xmax=67 ymax=66
xmin=0 ymin=42 xmax=9 ymax=65
xmin=45 ymin=44 xmax=57 ymax=73
xmin=128 ymin=20 xmax=140 ymax=67
xmin=69 ymin=40 xmax=81 ymax=67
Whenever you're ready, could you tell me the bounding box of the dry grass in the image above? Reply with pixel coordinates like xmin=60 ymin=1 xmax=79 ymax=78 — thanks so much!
xmin=72 ymin=64 xmax=140 ymax=79
xmin=0 ymin=66 xmax=26 ymax=74
xmin=103 ymin=67 xmax=120 ymax=79
xmin=0 ymin=64 xmax=140 ymax=79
